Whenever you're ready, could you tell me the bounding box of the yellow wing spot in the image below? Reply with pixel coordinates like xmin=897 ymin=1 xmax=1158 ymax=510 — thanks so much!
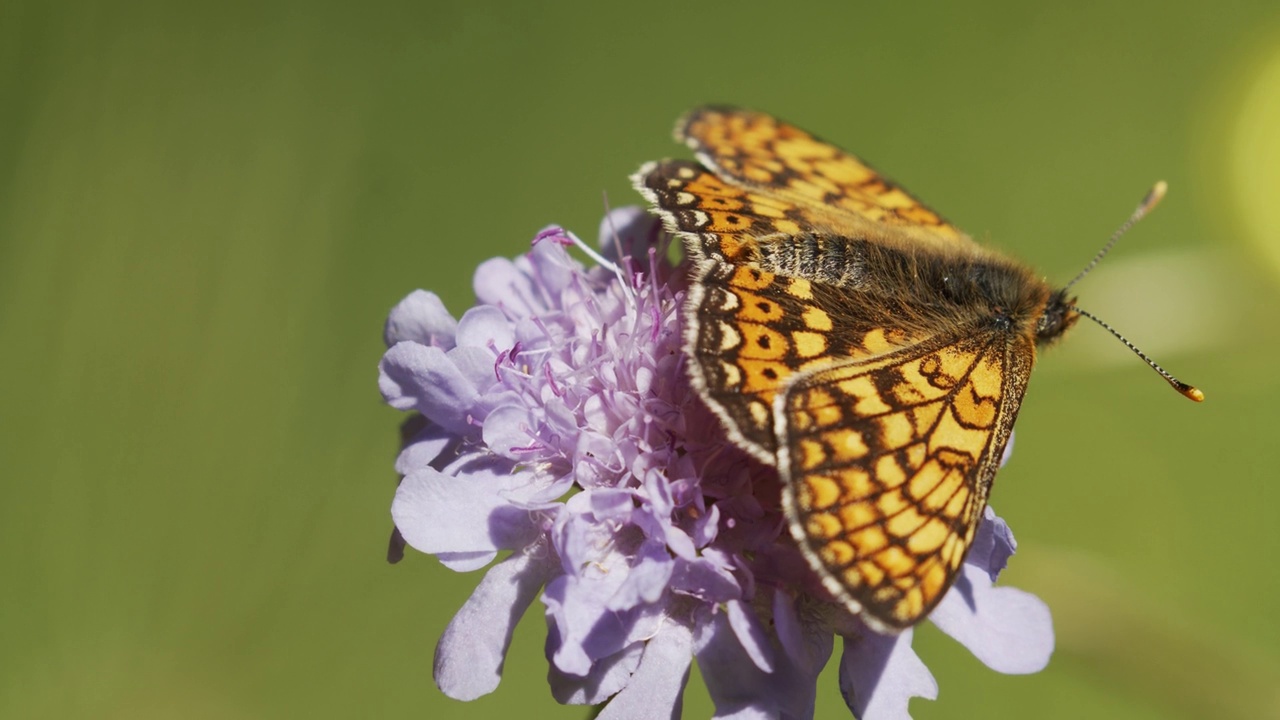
xmin=874 ymin=456 xmax=909 ymax=489
xmin=799 ymin=439 xmax=829 ymax=472
xmin=905 ymin=517 xmax=950 ymax=555
xmin=919 ymin=465 xmax=966 ymax=512
xmin=716 ymin=321 xmax=743 ymax=351
xmin=897 ymin=588 xmax=924 ymax=619
xmin=885 ymin=505 xmax=928 ymax=539
xmin=875 ymin=484 xmax=916 ymax=512
xmin=813 ymin=158 xmax=874 ymax=185
xmin=942 ymin=483 xmax=970 ymax=518
xmin=877 ymin=413 xmax=917 ymax=450
xmin=793 ymin=331 xmax=828 ymax=358
xmin=920 ymin=562 xmax=948 ymax=598
xmin=787 ymin=277 xmax=813 ymax=299
xmin=910 ymin=403 xmax=943 ymax=436
xmin=930 ymin=407 xmax=991 ymax=456
xmin=875 ymin=544 xmax=915 ymax=578
xmin=802 ymin=306 xmax=832 ymax=331
xmin=837 ymin=467 xmax=874 ymax=500
xmin=748 ymin=400 xmax=771 ymax=430
xmin=803 ymin=475 xmax=842 ymax=508
xmin=905 ymin=442 xmax=927 ymax=469
xmin=857 ymin=561 xmax=886 ymax=586
xmin=807 ymin=513 xmax=842 ymax=540
xmin=820 ymin=541 xmax=856 ymax=567
xmin=861 ymin=328 xmax=896 ymax=353
xmin=717 ymin=360 xmax=742 ymax=387
xmin=851 ymin=524 xmax=891 ymax=554
xmin=907 ymin=461 xmax=947 ymax=502
xmin=839 ymin=376 xmax=892 ymax=415
xmin=716 ymin=290 xmax=741 ymax=312
xmin=772 ymin=218 xmax=804 ymax=235
xmin=838 ymin=501 xmax=879 ymax=532
xmin=828 ymin=429 xmax=869 ymax=462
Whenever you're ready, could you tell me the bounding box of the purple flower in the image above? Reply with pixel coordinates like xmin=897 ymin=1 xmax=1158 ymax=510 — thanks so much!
xmin=379 ymin=207 xmax=1054 ymax=718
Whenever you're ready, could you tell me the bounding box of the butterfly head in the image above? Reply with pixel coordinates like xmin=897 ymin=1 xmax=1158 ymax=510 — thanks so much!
xmin=1036 ymin=288 xmax=1080 ymax=346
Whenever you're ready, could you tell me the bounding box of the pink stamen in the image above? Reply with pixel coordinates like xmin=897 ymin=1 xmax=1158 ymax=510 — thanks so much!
xmin=532 ymin=226 xmax=573 ymax=246
xmin=544 ymin=362 xmax=563 ymax=396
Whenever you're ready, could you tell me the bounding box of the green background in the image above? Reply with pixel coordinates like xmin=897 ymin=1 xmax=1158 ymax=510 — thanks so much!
xmin=2 ymin=2 xmax=1278 ymax=718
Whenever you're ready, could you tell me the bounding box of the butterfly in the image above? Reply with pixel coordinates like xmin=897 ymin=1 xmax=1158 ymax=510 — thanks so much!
xmin=631 ymin=106 xmax=1199 ymax=632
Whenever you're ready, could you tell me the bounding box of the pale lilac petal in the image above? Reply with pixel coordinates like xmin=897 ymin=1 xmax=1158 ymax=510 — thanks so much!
xmin=597 ymin=206 xmax=659 ymax=262
xmin=929 ymin=564 xmax=1054 ymax=674
xmin=378 ymin=343 xmax=477 ymax=432
xmin=445 ymin=345 xmax=497 ymax=396
xmin=391 ymin=466 xmax=540 ymax=554
xmin=456 ymin=305 xmax=516 ymax=351
xmin=840 ymin=629 xmax=937 ymax=720
xmin=968 ymin=507 xmax=1017 ymax=581
xmin=606 ymin=540 xmax=674 ymax=610
xmin=668 ymin=555 xmax=740 ymax=603
xmin=482 ymin=405 xmax=536 ymax=460
xmin=473 ymin=256 xmax=539 ymax=315
xmin=436 ymin=551 xmax=497 ymax=572
xmin=434 ymin=551 xmax=557 ymax=700
xmin=772 ymin=589 xmax=806 ymax=666
xmin=597 ymin=622 xmax=693 ymax=720
xmin=548 ymin=640 xmax=643 ymax=705
xmin=384 ymin=290 xmax=457 ymax=348
xmin=394 ymin=422 xmax=452 ymax=475
xmin=525 ymin=238 xmax=576 ymax=297
xmin=544 ymin=570 xmax=665 ymax=676
xmin=693 ymin=609 xmax=774 ymax=718
xmin=726 ymin=599 xmax=774 ymax=673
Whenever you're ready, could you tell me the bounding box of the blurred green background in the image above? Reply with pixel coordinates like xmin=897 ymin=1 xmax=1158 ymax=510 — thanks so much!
xmin=2 ymin=1 xmax=1278 ymax=718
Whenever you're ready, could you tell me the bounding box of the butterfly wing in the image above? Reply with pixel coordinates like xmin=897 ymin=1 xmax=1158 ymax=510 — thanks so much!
xmin=776 ymin=330 xmax=1033 ymax=631
xmin=677 ymin=106 xmax=974 ymax=247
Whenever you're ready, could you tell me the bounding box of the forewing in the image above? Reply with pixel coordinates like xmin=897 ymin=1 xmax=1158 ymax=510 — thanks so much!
xmin=777 ymin=330 xmax=1034 ymax=631
xmin=633 ymin=159 xmax=809 ymax=263
xmin=678 ymin=106 xmax=973 ymax=246
xmin=683 ymin=259 xmax=920 ymax=465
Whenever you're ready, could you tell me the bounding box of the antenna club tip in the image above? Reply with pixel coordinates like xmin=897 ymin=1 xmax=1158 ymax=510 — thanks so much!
xmin=1178 ymin=384 xmax=1205 ymax=403
xmin=1143 ymin=181 xmax=1168 ymax=211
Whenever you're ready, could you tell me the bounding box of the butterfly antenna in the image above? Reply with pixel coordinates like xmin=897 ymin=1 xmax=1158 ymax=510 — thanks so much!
xmin=1065 ymin=181 xmax=1168 ymax=291
xmin=1073 ymin=306 xmax=1204 ymax=402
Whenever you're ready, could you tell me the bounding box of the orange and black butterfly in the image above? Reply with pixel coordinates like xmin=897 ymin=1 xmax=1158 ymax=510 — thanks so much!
xmin=632 ymin=106 xmax=1200 ymax=632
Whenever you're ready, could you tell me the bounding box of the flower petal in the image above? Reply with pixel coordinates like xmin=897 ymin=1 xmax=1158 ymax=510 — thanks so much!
xmin=383 ymin=290 xmax=457 ymax=349
xmin=456 ymin=305 xmax=516 ymax=352
xmin=967 ymin=507 xmax=1017 ymax=582
xmin=483 ymin=404 xmax=536 ymax=460
xmin=378 ymin=342 xmax=477 ymax=433
xmin=548 ymin=639 xmax=643 ymax=705
xmin=606 ymin=540 xmax=674 ymax=610
xmin=597 ymin=622 xmax=693 ymax=720
xmin=473 ymin=256 xmax=539 ymax=316
xmin=434 ymin=550 xmax=557 ymax=700
xmin=436 ymin=551 xmax=497 ymax=572
xmin=391 ymin=466 xmax=541 ymax=555
xmin=929 ymin=564 xmax=1054 ymax=674
xmin=725 ymin=599 xmax=774 ymax=673
xmin=839 ymin=628 xmax=937 ymax=720
xmin=394 ymin=421 xmax=452 ymax=475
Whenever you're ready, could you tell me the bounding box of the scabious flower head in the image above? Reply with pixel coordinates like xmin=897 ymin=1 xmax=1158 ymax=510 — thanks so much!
xmin=378 ymin=207 xmax=1054 ymax=719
